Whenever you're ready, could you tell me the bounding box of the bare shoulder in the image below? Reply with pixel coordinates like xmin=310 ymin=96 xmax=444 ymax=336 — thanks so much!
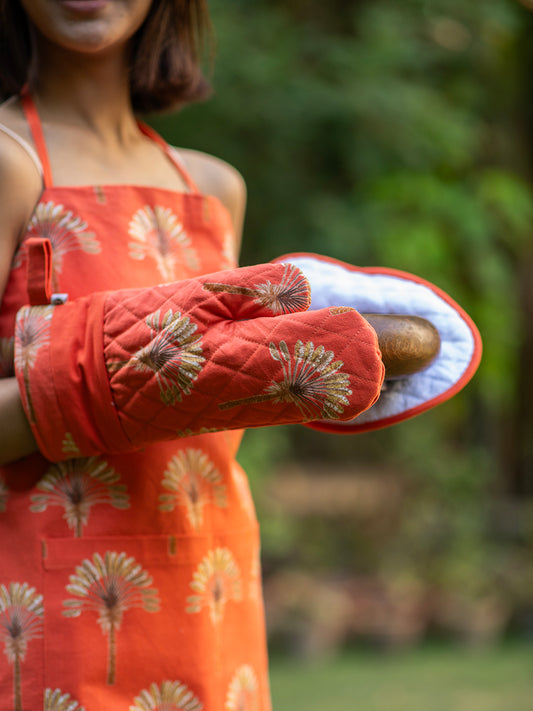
xmin=0 ymin=101 xmax=43 ymax=282
xmin=0 ymin=101 xmax=43 ymax=233
xmin=179 ymin=149 xmax=247 ymax=244
xmin=179 ymin=148 xmax=246 ymax=208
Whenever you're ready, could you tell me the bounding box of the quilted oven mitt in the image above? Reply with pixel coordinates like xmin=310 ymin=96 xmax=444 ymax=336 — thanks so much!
xmin=275 ymin=253 xmax=482 ymax=434
xmin=14 ymin=253 xmax=384 ymax=461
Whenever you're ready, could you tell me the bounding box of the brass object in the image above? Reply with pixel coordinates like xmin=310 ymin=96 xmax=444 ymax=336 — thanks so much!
xmin=362 ymin=314 xmax=441 ymax=379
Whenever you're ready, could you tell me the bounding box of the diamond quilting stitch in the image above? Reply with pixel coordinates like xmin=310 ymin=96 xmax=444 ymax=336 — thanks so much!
xmin=100 ymin=267 xmax=384 ymax=443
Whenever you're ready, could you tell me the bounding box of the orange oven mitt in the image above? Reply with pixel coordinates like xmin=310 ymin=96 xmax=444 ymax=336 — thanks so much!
xmin=14 ymin=240 xmax=384 ymax=461
xmin=275 ymin=252 xmax=482 ymax=433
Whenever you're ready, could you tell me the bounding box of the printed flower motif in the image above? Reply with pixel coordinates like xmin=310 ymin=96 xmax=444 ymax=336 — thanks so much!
xmin=0 ymin=582 xmax=44 ymax=711
xmin=159 ymin=449 xmax=227 ymax=531
xmin=63 ymin=552 xmax=160 ymax=685
xmin=62 ymin=433 xmax=81 ymax=457
xmin=176 ymin=426 xmax=223 ymax=439
xmin=221 ymin=230 xmax=237 ymax=270
xmin=30 ymin=458 xmax=130 ymax=537
xmin=14 ymin=306 xmax=53 ymax=423
xmin=44 ymin=688 xmax=85 ymax=711
xmin=225 ymin=665 xmax=259 ymax=711
xmin=186 ymin=548 xmax=241 ymax=625
xmin=21 ymin=201 xmax=100 ymax=289
xmin=126 ymin=309 xmax=205 ymax=406
xmin=129 ymin=205 xmax=199 ymax=280
xmin=203 ymin=263 xmax=309 ymax=315
xmin=231 ymin=463 xmax=256 ymax=520
xmin=249 ymin=547 xmax=262 ymax=603
xmin=130 ymin=680 xmax=203 ymax=711
xmin=14 ymin=306 xmax=52 ymax=370
xmin=0 ymin=337 xmax=14 ymax=378
xmin=265 ymin=340 xmax=353 ymax=418
xmin=0 ymin=476 xmax=8 ymax=513
xmin=220 ymin=339 xmax=352 ymax=420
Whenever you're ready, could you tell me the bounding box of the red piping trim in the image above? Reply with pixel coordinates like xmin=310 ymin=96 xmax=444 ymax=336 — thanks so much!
xmin=20 ymin=90 xmax=54 ymax=189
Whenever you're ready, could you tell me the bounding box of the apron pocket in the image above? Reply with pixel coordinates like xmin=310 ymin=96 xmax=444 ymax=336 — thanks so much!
xmin=40 ymin=527 xmax=266 ymax=709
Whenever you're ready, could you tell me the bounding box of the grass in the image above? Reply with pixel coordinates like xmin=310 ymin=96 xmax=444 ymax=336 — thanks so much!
xmin=269 ymin=642 xmax=533 ymax=711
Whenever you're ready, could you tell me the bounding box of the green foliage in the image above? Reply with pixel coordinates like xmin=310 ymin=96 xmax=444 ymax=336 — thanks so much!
xmin=149 ymin=0 xmax=533 ymax=645
xmin=150 ymin=0 xmax=529 ymax=416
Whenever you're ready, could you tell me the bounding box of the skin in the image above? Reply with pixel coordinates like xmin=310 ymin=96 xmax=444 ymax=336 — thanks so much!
xmin=0 ymin=0 xmax=247 ymax=465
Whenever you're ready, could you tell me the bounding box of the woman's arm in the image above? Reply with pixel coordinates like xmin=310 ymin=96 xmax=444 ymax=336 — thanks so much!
xmin=0 ymin=379 xmax=37 ymax=464
xmin=0 ymin=130 xmax=43 ymax=464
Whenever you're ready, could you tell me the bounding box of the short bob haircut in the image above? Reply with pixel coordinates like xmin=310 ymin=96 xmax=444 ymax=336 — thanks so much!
xmin=0 ymin=0 xmax=212 ymax=113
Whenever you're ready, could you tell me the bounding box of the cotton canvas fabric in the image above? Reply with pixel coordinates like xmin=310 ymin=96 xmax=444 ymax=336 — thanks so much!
xmin=0 ymin=95 xmax=273 ymax=710
xmin=13 ymin=258 xmax=383 ymax=461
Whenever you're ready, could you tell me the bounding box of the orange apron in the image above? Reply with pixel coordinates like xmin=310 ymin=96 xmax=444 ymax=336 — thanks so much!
xmin=0 ymin=94 xmax=271 ymax=711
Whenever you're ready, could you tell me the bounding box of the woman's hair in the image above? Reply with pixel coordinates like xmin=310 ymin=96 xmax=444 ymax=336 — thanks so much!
xmin=0 ymin=0 xmax=212 ymax=113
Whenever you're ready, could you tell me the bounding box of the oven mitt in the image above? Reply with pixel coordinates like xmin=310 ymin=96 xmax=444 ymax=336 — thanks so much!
xmin=14 ymin=242 xmax=384 ymax=461
xmin=274 ymin=253 xmax=482 ymax=434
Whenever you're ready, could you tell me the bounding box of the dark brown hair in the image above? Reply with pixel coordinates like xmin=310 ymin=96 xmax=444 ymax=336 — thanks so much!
xmin=0 ymin=0 xmax=212 ymax=113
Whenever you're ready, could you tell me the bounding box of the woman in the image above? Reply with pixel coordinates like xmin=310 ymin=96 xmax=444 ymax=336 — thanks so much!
xmin=0 ymin=1 xmax=384 ymax=708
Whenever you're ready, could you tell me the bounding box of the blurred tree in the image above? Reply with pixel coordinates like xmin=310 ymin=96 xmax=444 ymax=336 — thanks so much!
xmin=505 ymin=7 xmax=533 ymax=497
xmin=147 ymin=1 xmax=533 ymax=648
xmin=149 ymin=0 xmax=531 ymax=498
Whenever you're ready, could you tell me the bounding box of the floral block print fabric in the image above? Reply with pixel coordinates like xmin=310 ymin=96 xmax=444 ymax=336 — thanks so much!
xmin=14 ymin=260 xmax=384 ymax=461
xmin=0 ymin=94 xmax=275 ymax=710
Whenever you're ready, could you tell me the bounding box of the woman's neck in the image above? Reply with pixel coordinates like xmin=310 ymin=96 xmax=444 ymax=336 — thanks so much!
xmin=29 ymin=41 xmax=138 ymax=142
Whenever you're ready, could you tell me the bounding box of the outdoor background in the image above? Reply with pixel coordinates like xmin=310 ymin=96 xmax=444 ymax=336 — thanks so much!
xmin=150 ymin=0 xmax=533 ymax=707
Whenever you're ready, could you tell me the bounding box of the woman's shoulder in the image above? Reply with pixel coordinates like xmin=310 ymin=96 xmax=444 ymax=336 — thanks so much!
xmin=180 ymin=148 xmax=247 ymax=242
xmin=0 ymin=100 xmax=43 ymax=249
xmin=180 ymin=148 xmax=246 ymax=207
xmin=0 ymin=99 xmax=42 ymax=194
